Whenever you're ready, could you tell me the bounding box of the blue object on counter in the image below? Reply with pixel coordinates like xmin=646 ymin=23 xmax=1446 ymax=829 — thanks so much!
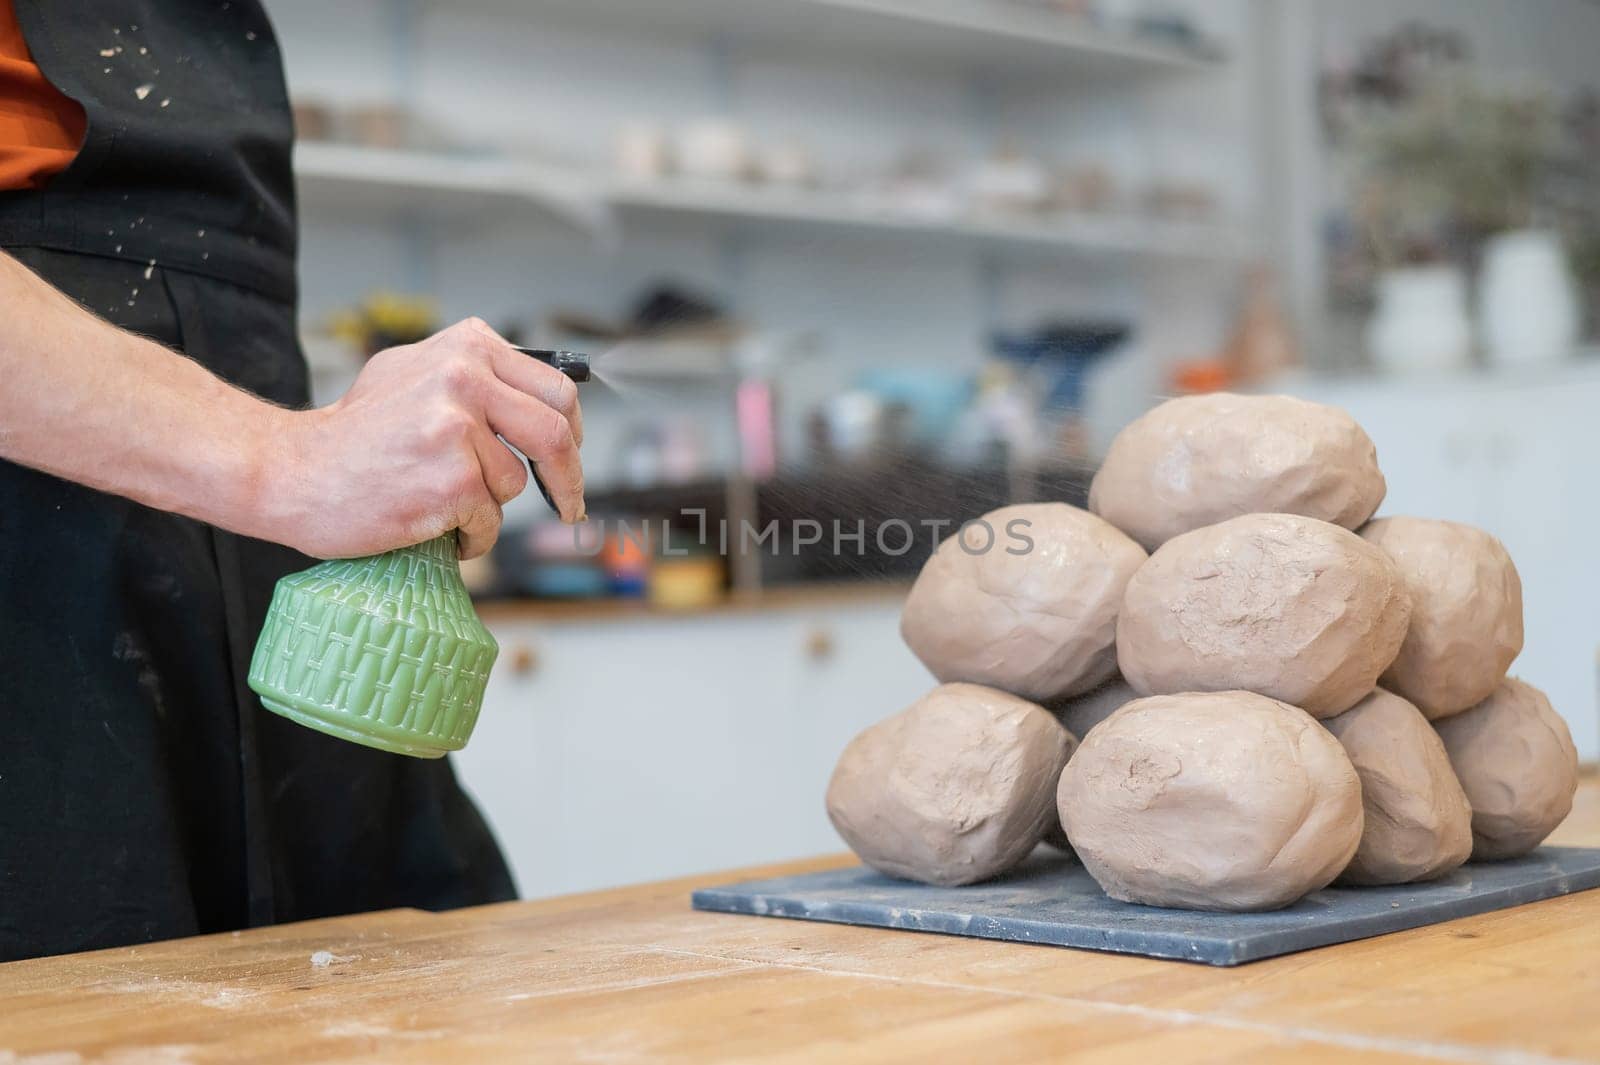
xmin=609 ymin=572 xmax=649 ymax=599
xmin=692 ymin=845 xmax=1600 ymax=967
xmin=991 ymin=323 xmax=1129 ymax=415
xmin=522 ymin=563 xmax=612 ymax=600
xmin=856 ymin=368 xmax=973 ymax=444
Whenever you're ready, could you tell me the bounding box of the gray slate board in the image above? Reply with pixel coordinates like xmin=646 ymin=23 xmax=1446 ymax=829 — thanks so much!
xmin=691 ymin=845 xmax=1600 ymax=966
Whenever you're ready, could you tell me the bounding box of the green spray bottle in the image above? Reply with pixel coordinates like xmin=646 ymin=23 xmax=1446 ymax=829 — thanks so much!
xmin=247 ymin=349 xmax=591 ymax=759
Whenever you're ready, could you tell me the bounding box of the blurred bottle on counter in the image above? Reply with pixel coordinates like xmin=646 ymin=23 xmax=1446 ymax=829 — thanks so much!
xmin=601 ymin=529 xmax=650 ymax=599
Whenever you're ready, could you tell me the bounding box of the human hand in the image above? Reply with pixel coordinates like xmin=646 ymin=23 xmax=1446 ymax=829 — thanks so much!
xmin=266 ymin=318 xmax=583 ymax=560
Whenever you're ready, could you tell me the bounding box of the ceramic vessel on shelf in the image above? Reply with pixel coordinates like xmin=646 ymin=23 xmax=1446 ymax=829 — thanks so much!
xmin=248 ymin=535 xmax=499 ymax=759
xmin=1365 ymin=265 xmax=1472 ymax=374
xmin=616 ymin=122 xmax=672 ymax=181
xmin=677 ymin=119 xmax=751 ymax=182
xmin=1479 ymin=229 xmax=1579 ymax=368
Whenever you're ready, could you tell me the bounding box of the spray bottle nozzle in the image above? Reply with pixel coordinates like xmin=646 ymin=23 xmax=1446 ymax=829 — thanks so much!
xmin=514 ymin=347 xmax=592 ymax=383
xmin=509 ymin=347 xmax=592 ymax=516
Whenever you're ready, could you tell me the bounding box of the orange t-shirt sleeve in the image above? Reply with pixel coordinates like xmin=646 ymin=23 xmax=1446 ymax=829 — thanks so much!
xmin=0 ymin=0 xmax=86 ymax=190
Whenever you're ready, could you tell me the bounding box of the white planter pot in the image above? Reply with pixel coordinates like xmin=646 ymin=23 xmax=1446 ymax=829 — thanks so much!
xmin=1366 ymin=266 xmax=1473 ymax=374
xmin=1479 ymin=228 xmax=1579 ymax=367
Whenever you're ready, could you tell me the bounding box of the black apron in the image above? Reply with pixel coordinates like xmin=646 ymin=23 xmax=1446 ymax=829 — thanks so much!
xmin=0 ymin=2 xmax=515 ymax=963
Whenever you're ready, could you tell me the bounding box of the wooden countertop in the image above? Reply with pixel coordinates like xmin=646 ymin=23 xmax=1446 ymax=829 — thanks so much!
xmin=7 ymin=776 xmax=1600 ymax=1064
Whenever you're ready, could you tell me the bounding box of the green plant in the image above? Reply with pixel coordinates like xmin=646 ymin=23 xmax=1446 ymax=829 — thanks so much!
xmin=1346 ymin=70 xmax=1559 ymax=267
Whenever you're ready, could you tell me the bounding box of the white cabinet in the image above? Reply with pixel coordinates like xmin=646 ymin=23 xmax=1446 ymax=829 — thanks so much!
xmin=1287 ymin=364 xmax=1600 ymax=762
xmin=453 ymin=594 xmax=930 ymax=899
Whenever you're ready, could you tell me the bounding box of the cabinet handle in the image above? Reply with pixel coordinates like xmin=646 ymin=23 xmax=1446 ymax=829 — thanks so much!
xmin=509 ymin=644 xmax=540 ymax=676
xmin=805 ymin=626 xmax=836 ymax=662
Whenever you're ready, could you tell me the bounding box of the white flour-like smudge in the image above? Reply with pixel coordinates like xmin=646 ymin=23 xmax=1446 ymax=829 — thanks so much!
xmin=322 ymin=1021 xmax=390 ymax=1038
xmin=200 ymin=988 xmax=249 ymax=1009
xmin=134 ymin=84 xmax=153 ymax=100
xmin=99 ymin=47 xmax=116 ymax=57
xmin=310 ymin=950 xmax=356 ymax=968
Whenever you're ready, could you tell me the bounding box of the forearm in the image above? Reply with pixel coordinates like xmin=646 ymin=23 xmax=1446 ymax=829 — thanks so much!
xmin=0 ymin=251 xmax=294 ymax=540
xmin=0 ymin=253 xmax=584 ymax=561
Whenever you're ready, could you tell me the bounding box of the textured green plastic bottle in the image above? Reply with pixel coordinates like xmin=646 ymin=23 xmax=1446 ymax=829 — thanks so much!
xmin=247 ymin=535 xmax=499 ymax=759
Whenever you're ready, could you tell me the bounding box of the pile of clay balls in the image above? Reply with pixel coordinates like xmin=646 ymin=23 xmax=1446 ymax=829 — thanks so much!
xmin=826 ymin=393 xmax=1581 ymax=911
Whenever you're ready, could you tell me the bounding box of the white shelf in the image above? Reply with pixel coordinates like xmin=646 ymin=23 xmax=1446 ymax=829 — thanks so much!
xmin=606 ymin=175 xmax=1241 ymax=260
xmin=295 ymin=143 xmax=1245 ymax=263
xmin=293 ymin=142 xmax=605 ymax=233
xmin=444 ymin=0 xmax=1224 ymax=79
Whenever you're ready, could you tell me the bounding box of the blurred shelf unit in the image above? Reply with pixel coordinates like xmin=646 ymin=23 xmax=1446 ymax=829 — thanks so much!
xmin=291 ymin=142 xmax=605 ymax=232
xmin=295 ymin=143 xmax=1245 ymax=263
xmin=444 ymin=0 xmax=1226 ymax=79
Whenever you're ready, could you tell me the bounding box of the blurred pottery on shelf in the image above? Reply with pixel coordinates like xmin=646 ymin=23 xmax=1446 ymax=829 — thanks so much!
xmin=758 ymin=142 xmax=815 ymax=187
xmin=291 ymin=100 xmax=334 ymax=142
xmin=1221 ymin=267 xmax=1298 ymax=384
xmin=1143 ymin=179 xmax=1218 ymax=220
xmin=1479 ymin=229 xmax=1579 ymax=368
xmin=970 ymin=149 xmax=1051 ymax=214
xmin=616 ymin=122 xmax=673 ymax=181
xmin=816 ymin=391 xmax=889 ymax=461
xmin=1366 ymin=265 xmax=1472 ymax=374
xmin=346 ymin=104 xmax=410 ymax=149
xmin=1052 ymin=164 xmax=1117 ymax=213
xmin=677 ymin=120 xmax=753 ymax=182
xmin=857 ymin=367 xmax=972 ymax=445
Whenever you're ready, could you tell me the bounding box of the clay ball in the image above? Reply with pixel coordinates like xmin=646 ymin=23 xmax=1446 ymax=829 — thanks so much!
xmin=1323 ymin=688 xmax=1473 ymax=885
xmin=1058 ymin=691 xmax=1363 ymax=911
xmin=827 ymin=683 xmax=1075 ymax=886
xmin=1117 ymin=512 xmax=1411 ymax=717
xmin=1360 ymin=517 xmax=1524 ymax=720
xmin=901 ymin=503 xmax=1147 ymax=703
xmin=1089 ymin=393 xmax=1386 ymax=551
xmin=1434 ymin=678 xmax=1579 ymax=861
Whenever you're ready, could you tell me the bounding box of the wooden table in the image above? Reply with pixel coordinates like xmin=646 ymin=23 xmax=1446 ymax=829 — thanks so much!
xmin=6 ymin=778 xmax=1600 ymax=1064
